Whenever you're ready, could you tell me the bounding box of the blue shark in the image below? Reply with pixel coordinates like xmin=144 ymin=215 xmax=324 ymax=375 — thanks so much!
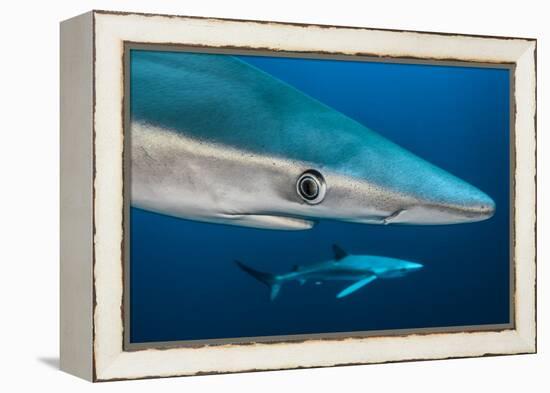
xmin=236 ymin=245 xmax=423 ymax=300
xmin=130 ymin=50 xmax=495 ymax=230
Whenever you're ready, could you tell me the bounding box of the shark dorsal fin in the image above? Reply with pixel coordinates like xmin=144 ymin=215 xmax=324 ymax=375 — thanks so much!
xmin=333 ymin=244 xmax=348 ymax=261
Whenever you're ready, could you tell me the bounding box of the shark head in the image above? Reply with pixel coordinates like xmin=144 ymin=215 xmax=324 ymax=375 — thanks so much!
xmin=394 ymin=261 xmax=424 ymax=277
xmin=267 ymin=117 xmax=496 ymax=227
xmin=369 ymin=258 xmax=424 ymax=279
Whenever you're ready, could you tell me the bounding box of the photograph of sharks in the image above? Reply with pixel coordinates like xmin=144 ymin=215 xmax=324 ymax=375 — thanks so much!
xmin=130 ymin=50 xmax=496 ymax=231
xmin=127 ymin=47 xmax=510 ymax=343
xmin=236 ymin=245 xmax=423 ymax=300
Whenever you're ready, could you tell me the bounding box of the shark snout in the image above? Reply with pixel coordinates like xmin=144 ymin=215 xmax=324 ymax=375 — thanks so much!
xmin=407 ymin=262 xmax=424 ymax=271
xmin=459 ymin=193 xmax=496 ymax=220
xmin=385 ymin=188 xmax=495 ymax=225
xmin=437 ymin=185 xmax=496 ymax=224
xmin=383 ymin=261 xmax=423 ymax=278
xmin=340 ymin=136 xmax=497 ymax=226
xmin=386 ymin=166 xmax=497 ymax=225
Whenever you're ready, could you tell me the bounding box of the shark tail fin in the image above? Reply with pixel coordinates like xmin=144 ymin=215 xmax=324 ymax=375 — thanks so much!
xmin=235 ymin=261 xmax=281 ymax=301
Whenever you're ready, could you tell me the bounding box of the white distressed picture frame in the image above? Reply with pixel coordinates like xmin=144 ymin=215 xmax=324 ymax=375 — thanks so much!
xmin=60 ymin=10 xmax=536 ymax=382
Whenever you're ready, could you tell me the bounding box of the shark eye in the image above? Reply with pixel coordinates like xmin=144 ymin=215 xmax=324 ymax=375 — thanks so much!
xmin=297 ymin=170 xmax=326 ymax=204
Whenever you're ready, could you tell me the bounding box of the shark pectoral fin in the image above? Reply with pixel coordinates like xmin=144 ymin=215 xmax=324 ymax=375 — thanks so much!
xmin=270 ymin=284 xmax=282 ymax=301
xmin=223 ymin=214 xmax=315 ymax=230
xmin=336 ymin=276 xmax=377 ymax=299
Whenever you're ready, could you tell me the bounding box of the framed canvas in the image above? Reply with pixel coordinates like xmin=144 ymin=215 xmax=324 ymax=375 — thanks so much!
xmin=60 ymin=10 xmax=537 ymax=382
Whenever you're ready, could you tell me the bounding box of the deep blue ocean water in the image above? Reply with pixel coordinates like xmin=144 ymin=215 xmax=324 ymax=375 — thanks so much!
xmin=130 ymin=51 xmax=510 ymax=343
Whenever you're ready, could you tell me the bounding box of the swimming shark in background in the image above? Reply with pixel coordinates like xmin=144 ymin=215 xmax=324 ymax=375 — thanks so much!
xmin=235 ymin=245 xmax=423 ymax=300
xmin=131 ymin=50 xmax=495 ymax=231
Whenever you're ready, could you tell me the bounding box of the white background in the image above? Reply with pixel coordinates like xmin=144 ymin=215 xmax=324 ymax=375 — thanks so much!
xmin=0 ymin=0 xmax=546 ymax=391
